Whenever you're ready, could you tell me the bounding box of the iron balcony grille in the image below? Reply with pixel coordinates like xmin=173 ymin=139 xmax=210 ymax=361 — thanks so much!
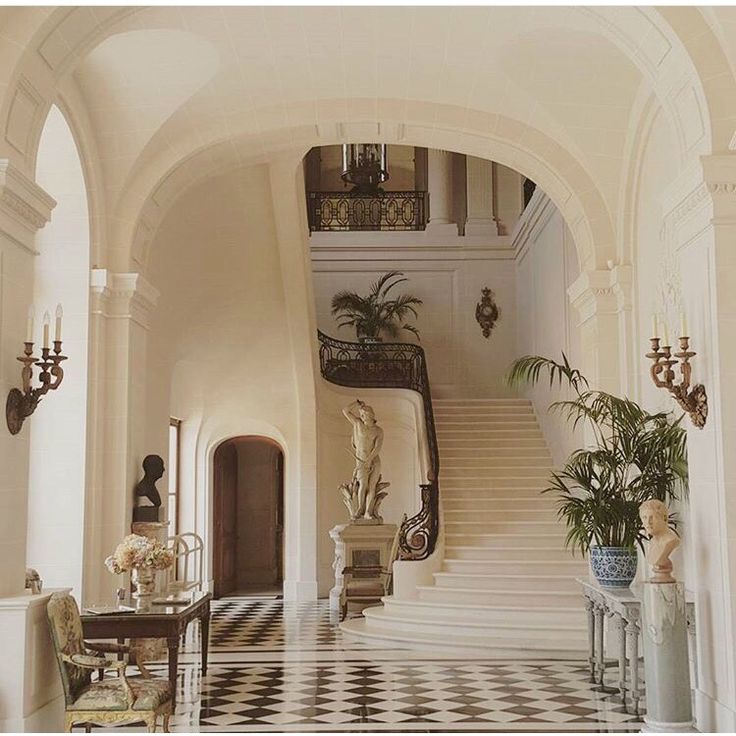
xmin=308 ymin=191 xmax=429 ymax=232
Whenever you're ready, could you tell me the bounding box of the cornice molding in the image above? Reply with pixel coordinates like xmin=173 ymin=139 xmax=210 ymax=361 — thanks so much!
xmin=568 ymin=265 xmax=632 ymax=323
xmin=0 ymin=160 xmax=56 ymax=253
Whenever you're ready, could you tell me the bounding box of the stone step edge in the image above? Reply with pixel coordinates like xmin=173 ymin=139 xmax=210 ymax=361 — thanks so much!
xmin=364 ymin=607 xmax=585 ymax=633
xmin=379 ymin=595 xmax=583 ymax=614
xmin=417 ymin=585 xmax=580 ymax=599
xmin=434 ymin=571 xmax=582 ymax=581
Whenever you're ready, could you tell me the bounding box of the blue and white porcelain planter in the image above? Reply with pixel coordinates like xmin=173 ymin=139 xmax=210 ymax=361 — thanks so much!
xmin=589 ymin=546 xmax=638 ymax=588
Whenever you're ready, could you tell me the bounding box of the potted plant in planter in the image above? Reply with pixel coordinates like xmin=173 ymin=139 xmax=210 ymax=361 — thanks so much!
xmin=331 ymin=271 xmax=422 ymax=343
xmin=507 ymin=354 xmax=688 ymax=587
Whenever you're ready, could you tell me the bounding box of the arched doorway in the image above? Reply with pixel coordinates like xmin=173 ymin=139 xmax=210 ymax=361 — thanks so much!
xmin=213 ymin=436 xmax=284 ymax=598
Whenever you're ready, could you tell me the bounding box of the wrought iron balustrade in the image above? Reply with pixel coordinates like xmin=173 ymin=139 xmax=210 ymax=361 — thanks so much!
xmin=308 ymin=191 xmax=428 ymax=232
xmin=317 ymin=330 xmax=439 ymax=561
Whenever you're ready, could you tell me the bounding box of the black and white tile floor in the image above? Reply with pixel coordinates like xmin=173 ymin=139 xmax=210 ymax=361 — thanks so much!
xmin=163 ymin=598 xmax=644 ymax=732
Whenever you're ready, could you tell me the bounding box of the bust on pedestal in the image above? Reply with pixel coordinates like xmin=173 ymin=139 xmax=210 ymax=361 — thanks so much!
xmin=639 ymin=499 xmax=695 ymax=732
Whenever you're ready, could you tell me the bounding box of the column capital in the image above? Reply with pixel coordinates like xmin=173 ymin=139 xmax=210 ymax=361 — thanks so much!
xmin=0 ymin=160 xmax=56 ymax=253
xmin=90 ymin=269 xmax=160 ymax=330
xmin=568 ymin=265 xmax=632 ymax=323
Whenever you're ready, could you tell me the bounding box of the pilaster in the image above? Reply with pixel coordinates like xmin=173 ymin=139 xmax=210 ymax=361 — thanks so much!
xmin=426 ymin=149 xmax=458 ymax=237
xmin=84 ymin=269 xmax=159 ymax=602
xmin=568 ymin=265 xmax=631 ymax=392
xmin=464 ymin=155 xmax=498 ymax=237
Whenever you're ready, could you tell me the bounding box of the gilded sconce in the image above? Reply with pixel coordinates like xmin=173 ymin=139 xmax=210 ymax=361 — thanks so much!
xmin=475 ymin=287 xmax=500 ymax=338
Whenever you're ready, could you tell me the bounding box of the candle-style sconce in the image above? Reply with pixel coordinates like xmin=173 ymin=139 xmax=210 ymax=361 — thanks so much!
xmin=6 ymin=305 xmax=67 ymax=435
xmin=645 ymin=322 xmax=707 ymax=429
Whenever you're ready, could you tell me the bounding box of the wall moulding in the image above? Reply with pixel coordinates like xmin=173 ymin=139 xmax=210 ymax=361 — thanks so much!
xmin=0 ymin=160 xmax=56 ymax=253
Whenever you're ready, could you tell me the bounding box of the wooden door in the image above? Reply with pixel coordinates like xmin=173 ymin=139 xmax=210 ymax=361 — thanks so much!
xmin=213 ymin=441 xmax=238 ymax=598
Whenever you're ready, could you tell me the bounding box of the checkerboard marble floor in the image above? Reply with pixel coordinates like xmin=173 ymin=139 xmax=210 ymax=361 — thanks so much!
xmin=162 ymin=597 xmax=644 ymax=732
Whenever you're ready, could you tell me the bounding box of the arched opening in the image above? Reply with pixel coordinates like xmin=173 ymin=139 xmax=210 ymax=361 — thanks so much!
xmin=25 ymin=104 xmax=90 ymax=596
xmin=212 ymin=436 xmax=284 ymax=598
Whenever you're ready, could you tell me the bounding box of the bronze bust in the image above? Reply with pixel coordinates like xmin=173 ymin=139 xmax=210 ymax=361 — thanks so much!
xmin=133 ymin=454 xmax=165 ymax=523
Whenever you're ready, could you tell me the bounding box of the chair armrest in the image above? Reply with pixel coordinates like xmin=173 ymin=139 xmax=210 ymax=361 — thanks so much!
xmin=64 ymin=653 xmax=111 ymax=669
xmin=63 ymin=655 xmax=135 ymax=707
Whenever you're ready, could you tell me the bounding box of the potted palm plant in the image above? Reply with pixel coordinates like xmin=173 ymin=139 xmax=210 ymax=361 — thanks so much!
xmin=330 ymin=271 xmax=422 ymax=342
xmin=507 ymin=354 xmax=688 ymax=587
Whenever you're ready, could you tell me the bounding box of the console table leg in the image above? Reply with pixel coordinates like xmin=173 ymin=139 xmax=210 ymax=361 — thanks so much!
xmin=625 ymin=619 xmax=641 ymax=715
xmin=585 ymin=598 xmax=596 ymax=683
xmin=616 ymin=613 xmax=628 ymax=712
xmin=594 ymin=604 xmax=606 ymax=687
xmin=167 ymin=636 xmax=179 ymax=710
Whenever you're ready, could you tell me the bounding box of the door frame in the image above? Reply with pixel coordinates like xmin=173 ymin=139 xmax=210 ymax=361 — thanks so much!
xmin=210 ymin=434 xmax=286 ymax=598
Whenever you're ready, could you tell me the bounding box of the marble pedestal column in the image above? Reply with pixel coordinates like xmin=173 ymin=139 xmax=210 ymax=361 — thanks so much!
xmin=641 ymin=582 xmax=695 ymax=732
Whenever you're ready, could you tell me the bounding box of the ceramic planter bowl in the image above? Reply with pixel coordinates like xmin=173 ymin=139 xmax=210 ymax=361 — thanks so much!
xmin=590 ymin=546 xmax=638 ymax=587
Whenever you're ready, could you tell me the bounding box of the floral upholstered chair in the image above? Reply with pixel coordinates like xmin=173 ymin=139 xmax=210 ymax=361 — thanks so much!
xmin=47 ymin=592 xmax=173 ymax=732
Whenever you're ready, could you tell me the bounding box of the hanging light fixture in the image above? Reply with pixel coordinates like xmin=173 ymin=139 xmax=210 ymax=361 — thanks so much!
xmin=341 ymin=144 xmax=389 ymax=193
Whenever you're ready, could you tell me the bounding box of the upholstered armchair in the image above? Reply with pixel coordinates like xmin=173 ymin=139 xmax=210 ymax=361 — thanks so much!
xmin=47 ymin=593 xmax=173 ymax=733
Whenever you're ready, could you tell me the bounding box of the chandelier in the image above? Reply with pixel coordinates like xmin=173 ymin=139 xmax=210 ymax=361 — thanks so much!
xmin=341 ymin=144 xmax=389 ymax=192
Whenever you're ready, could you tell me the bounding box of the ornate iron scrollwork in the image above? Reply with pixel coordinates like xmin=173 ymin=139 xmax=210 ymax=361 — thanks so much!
xmin=317 ymin=330 xmax=440 ymax=560
xmin=308 ymin=191 xmax=429 ymax=232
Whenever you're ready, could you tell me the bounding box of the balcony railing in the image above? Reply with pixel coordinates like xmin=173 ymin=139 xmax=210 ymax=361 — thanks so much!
xmin=308 ymin=191 xmax=428 ymax=232
xmin=317 ymin=330 xmax=439 ymax=561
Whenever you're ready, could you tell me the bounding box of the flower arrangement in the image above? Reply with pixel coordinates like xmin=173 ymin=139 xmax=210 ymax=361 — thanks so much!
xmin=105 ymin=534 xmax=173 ymax=575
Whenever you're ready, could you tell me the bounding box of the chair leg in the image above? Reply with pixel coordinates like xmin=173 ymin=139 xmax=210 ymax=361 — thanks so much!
xmin=85 ymin=725 xmax=91 ymax=734
xmin=163 ymin=714 xmax=171 ymax=733
xmin=146 ymin=715 xmax=157 ymax=732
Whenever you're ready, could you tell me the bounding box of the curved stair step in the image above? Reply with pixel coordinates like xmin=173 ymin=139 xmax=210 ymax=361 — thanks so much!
xmin=417 ymin=584 xmax=582 ymax=608
xmin=445 ymin=545 xmax=574 ymax=561
xmin=433 ymin=571 xmax=581 ymax=592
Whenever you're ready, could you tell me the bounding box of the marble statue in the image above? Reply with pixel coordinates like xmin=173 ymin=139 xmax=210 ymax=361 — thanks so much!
xmin=133 ymin=454 xmax=165 ymax=523
xmin=639 ymin=498 xmax=680 ymax=584
xmin=340 ymin=399 xmax=390 ymax=522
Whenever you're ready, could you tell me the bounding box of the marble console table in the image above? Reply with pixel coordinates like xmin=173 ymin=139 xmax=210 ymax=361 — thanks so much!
xmin=576 ymin=578 xmax=696 ymax=716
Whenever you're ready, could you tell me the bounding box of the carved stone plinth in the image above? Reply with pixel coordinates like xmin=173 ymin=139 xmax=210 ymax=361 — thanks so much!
xmin=329 ymin=522 xmax=397 ymax=613
xmin=641 ymin=582 xmax=695 ymax=732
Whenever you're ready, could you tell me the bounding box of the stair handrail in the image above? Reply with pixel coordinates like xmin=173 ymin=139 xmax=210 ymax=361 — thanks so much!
xmin=317 ymin=330 xmax=439 ymax=560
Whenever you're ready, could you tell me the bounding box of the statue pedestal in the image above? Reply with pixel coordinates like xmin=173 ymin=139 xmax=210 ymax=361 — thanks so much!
xmin=329 ymin=522 xmax=397 ymax=613
xmin=641 ymin=582 xmax=695 ymax=732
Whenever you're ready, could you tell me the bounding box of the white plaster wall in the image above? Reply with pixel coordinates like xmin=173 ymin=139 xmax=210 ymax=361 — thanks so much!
xmin=26 ymin=106 xmax=89 ymax=596
xmin=513 ymin=193 xmax=582 ymax=466
xmin=0 ymin=233 xmax=34 ymax=597
xmin=312 ymin=259 xmax=518 ymax=398
xmin=144 ymin=164 xmax=308 ymax=598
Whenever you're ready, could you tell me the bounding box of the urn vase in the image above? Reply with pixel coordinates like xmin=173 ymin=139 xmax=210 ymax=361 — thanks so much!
xmin=131 ymin=566 xmax=156 ymax=598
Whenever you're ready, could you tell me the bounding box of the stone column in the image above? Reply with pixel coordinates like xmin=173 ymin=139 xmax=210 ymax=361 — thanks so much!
xmin=464 ymin=155 xmax=499 ymax=237
xmin=83 ymin=270 xmax=159 ymax=603
xmin=641 ymin=582 xmax=694 ymax=731
xmin=426 ymin=149 xmax=458 ymax=236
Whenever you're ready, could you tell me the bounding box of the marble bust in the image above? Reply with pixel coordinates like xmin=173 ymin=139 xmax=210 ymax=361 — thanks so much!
xmin=133 ymin=454 xmax=165 ymax=523
xmin=639 ymin=498 xmax=680 ymax=584
xmin=340 ymin=399 xmax=389 ymax=522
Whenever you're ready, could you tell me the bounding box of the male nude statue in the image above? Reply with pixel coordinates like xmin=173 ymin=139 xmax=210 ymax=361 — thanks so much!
xmin=342 ymin=399 xmax=384 ymax=519
xmin=639 ymin=498 xmax=680 ymax=584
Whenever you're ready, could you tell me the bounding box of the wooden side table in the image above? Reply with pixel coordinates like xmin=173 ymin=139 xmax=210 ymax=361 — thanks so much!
xmin=82 ymin=591 xmax=211 ymax=708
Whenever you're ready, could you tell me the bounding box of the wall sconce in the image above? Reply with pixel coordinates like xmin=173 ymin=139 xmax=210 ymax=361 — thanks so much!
xmin=6 ymin=305 xmax=67 ymax=435
xmin=645 ymin=314 xmax=707 ymax=429
xmin=475 ymin=287 xmax=500 ymax=338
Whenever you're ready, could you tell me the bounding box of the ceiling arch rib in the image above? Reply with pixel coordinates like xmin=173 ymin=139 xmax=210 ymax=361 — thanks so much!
xmin=117 ymin=109 xmax=614 ymax=277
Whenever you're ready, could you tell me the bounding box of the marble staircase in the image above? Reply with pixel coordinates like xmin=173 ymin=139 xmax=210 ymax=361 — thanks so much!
xmin=341 ymin=398 xmax=589 ymax=656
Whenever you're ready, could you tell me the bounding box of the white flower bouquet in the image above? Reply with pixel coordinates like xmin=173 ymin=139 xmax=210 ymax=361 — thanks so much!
xmin=105 ymin=534 xmax=174 ymax=575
